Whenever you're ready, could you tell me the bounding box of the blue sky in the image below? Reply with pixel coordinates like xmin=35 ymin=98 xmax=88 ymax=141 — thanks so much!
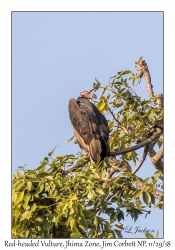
xmin=12 ymin=12 xmax=163 ymax=238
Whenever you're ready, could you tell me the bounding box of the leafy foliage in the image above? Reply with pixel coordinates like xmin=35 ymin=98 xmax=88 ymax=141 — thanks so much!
xmin=12 ymin=58 xmax=163 ymax=238
xmin=145 ymin=230 xmax=159 ymax=238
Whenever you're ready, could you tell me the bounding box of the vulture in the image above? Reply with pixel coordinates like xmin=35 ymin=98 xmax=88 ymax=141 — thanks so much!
xmin=68 ymin=90 xmax=110 ymax=162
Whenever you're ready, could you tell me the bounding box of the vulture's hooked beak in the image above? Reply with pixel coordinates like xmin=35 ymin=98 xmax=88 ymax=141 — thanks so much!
xmin=91 ymin=93 xmax=97 ymax=99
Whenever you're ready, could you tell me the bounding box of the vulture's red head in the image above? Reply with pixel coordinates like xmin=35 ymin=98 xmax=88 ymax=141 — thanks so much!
xmin=79 ymin=90 xmax=97 ymax=99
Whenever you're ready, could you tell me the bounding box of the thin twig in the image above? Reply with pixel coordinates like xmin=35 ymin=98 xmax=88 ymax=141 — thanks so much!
xmin=64 ymin=158 xmax=90 ymax=174
xmin=132 ymin=145 xmax=149 ymax=175
xmin=108 ymin=107 xmax=129 ymax=134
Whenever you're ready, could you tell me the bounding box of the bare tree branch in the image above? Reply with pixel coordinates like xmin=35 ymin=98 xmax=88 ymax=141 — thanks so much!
xmin=146 ymin=127 xmax=163 ymax=173
xmin=135 ymin=59 xmax=163 ymax=108
xmin=135 ymin=59 xmax=154 ymax=98
xmin=154 ymin=147 xmax=163 ymax=162
xmin=152 ymin=94 xmax=163 ymax=108
xmin=102 ymin=176 xmax=163 ymax=205
xmin=103 ymin=158 xmax=129 ymax=188
xmin=103 ymin=157 xmax=163 ymax=204
xmin=135 ymin=58 xmax=164 ymax=173
xmin=153 ymin=189 xmax=163 ymax=204
xmin=109 ymin=130 xmax=161 ymax=157
xmin=148 ymin=147 xmax=163 ymax=173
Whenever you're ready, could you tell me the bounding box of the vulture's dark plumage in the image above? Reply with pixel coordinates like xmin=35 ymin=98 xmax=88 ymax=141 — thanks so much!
xmin=68 ymin=90 xmax=110 ymax=162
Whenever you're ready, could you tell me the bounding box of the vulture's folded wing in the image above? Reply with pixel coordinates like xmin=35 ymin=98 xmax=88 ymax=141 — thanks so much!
xmin=69 ymin=97 xmax=110 ymax=162
xmin=68 ymin=98 xmax=93 ymax=145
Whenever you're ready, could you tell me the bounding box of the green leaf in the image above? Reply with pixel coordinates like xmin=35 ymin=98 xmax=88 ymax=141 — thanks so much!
xmin=121 ymin=70 xmax=131 ymax=75
xmin=22 ymin=193 xmax=31 ymax=209
xmin=98 ymin=102 xmax=106 ymax=112
xmin=16 ymin=191 xmax=24 ymax=203
xmin=96 ymin=101 xmax=102 ymax=110
xmin=44 ymin=232 xmax=51 ymax=238
xmin=128 ymin=75 xmax=134 ymax=80
xmin=96 ymin=187 xmax=105 ymax=195
xmin=116 ymin=75 xmax=122 ymax=79
xmin=65 ymin=154 xmax=75 ymax=159
xmin=110 ymin=212 xmax=118 ymax=223
xmin=20 ymin=210 xmax=31 ymax=221
xmin=31 ymin=203 xmax=37 ymax=212
xmin=36 ymin=183 xmax=44 ymax=194
xmin=105 ymin=207 xmax=115 ymax=215
xmin=48 ymin=146 xmax=57 ymax=157
xmin=98 ymin=102 xmax=108 ymax=112
xmin=17 ymin=172 xmax=24 ymax=178
xmin=45 ymin=176 xmax=53 ymax=181
xmin=67 ymin=135 xmax=75 ymax=143
xmin=35 ymin=216 xmax=43 ymax=223
xmin=138 ymin=56 xmax=143 ymax=64
xmin=142 ymin=192 xmax=151 ymax=205
xmin=12 ymin=193 xmax=17 ymax=204
xmin=71 ymin=226 xmax=82 ymax=238
xmin=50 ymin=158 xmax=59 ymax=167
xmin=143 ymin=177 xmax=150 ymax=186
xmin=115 ymin=229 xmax=123 ymax=238
xmin=29 ymin=178 xmax=40 ymax=183
xmin=150 ymin=193 xmax=155 ymax=204
xmin=48 ymin=213 xmax=57 ymax=222
xmin=99 ymin=168 xmax=106 ymax=180
xmin=157 ymin=138 xmax=163 ymax=148
xmin=133 ymin=208 xmax=139 ymax=222
xmin=115 ymin=223 xmax=124 ymax=229
xmin=26 ymin=181 xmax=32 ymax=191
xmin=42 ymin=219 xmax=51 ymax=231
xmin=38 ymin=230 xmax=44 ymax=238
xmin=117 ymin=210 xmax=124 ymax=222
xmin=118 ymin=88 xmax=125 ymax=94
xmin=78 ymin=214 xmax=88 ymax=231
xmin=25 ymin=230 xmax=30 ymax=238
xmin=68 ymin=199 xmax=73 ymax=209
xmin=83 ymin=210 xmax=93 ymax=219
xmin=115 ymin=81 xmax=122 ymax=86
xmin=71 ymin=194 xmax=77 ymax=200
xmin=88 ymin=190 xmax=95 ymax=200
xmin=145 ymin=232 xmax=154 ymax=238
xmin=15 ymin=181 xmax=25 ymax=191
xmin=70 ymin=218 xmax=76 ymax=229
xmin=132 ymin=78 xmax=135 ymax=85
xmin=116 ymin=101 xmax=124 ymax=108
xmin=93 ymin=80 xmax=101 ymax=90
xmin=110 ymin=141 xmax=114 ymax=152
xmin=38 ymin=160 xmax=48 ymax=170
xmin=148 ymin=110 xmax=154 ymax=119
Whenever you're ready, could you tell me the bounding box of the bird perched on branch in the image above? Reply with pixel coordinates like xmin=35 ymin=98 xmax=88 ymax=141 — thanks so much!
xmin=68 ymin=90 xmax=110 ymax=162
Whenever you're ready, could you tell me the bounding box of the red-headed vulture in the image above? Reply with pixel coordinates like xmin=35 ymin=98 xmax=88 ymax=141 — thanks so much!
xmin=68 ymin=90 xmax=110 ymax=162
